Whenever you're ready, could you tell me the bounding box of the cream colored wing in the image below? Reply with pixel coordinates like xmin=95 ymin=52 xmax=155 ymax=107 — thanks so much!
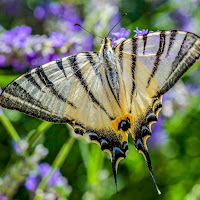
xmin=0 ymin=52 xmax=128 ymax=161
xmin=116 ymin=30 xmax=200 ymax=102
xmin=115 ymin=30 xmax=200 ymax=193
xmin=115 ymin=30 xmax=200 ymax=135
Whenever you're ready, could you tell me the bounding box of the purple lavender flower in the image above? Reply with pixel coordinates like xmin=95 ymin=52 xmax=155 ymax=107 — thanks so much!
xmin=112 ymin=27 xmax=131 ymax=39
xmin=49 ymin=32 xmax=67 ymax=48
xmin=187 ymin=84 xmax=200 ymax=96
xmin=111 ymin=27 xmax=131 ymax=46
xmin=25 ymin=174 xmax=38 ymax=192
xmin=48 ymin=169 xmax=62 ymax=187
xmin=2 ymin=30 xmax=15 ymax=46
xmin=0 ymin=2 xmax=92 ymax=72
xmin=12 ymin=141 xmax=21 ymax=155
xmin=33 ymin=2 xmax=82 ymax=32
xmin=147 ymin=116 xmax=168 ymax=148
xmin=172 ymin=8 xmax=196 ymax=33
xmin=38 ymin=163 xmax=63 ymax=186
xmin=38 ymin=163 xmax=51 ymax=177
xmin=0 ymin=55 xmax=6 ymax=67
xmin=1 ymin=25 xmax=31 ymax=52
xmin=111 ymin=27 xmax=154 ymax=47
xmin=12 ymin=139 xmax=28 ymax=155
xmin=133 ymin=27 xmax=153 ymax=37
xmin=25 ymin=162 xmax=67 ymax=192
xmin=13 ymin=25 xmax=32 ymax=38
xmin=12 ymin=26 xmax=32 ymax=49
xmin=49 ymin=2 xmax=62 ymax=16
xmin=34 ymin=6 xmax=46 ymax=20
xmin=80 ymin=35 xmax=93 ymax=52
xmin=0 ymin=193 xmax=7 ymax=200
xmin=11 ymin=59 xmax=25 ymax=71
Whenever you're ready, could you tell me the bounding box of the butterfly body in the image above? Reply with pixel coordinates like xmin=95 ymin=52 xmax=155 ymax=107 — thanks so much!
xmin=0 ymin=30 xmax=200 ymax=193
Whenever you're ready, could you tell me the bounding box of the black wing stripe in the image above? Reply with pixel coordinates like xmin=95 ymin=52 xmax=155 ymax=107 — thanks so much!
xmin=143 ymin=34 xmax=147 ymax=55
xmin=118 ymin=41 xmax=124 ymax=73
xmin=70 ymin=55 xmax=115 ymax=121
xmin=102 ymin=42 xmax=121 ymax=107
xmin=1 ymin=82 xmax=44 ymax=110
xmin=24 ymin=73 xmax=42 ymax=90
xmin=2 ymin=84 xmax=70 ymax=123
xmin=166 ymin=30 xmax=178 ymax=57
xmin=56 ymin=59 xmax=67 ymax=77
xmin=36 ymin=66 xmax=64 ymax=100
xmin=167 ymin=33 xmax=189 ymax=78
xmin=130 ymin=37 xmax=138 ymax=111
xmin=35 ymin=66 xmax=53 ymax=86
xmin=105 ymin=71 xmax=121 ymax=108
xmin=35 ymin=66 xmax=76 ymax=108
xmin=160 ymin=38 xmax=200 ymax=94
xmin=86 ymin=52 xmax=114 ymax=107
xmin=147 ymin=31 xmax=166 ymax=88
xmin=86 ymin=52 xmax=104 ymax=83
xmin=0 ymin=80 xmax=72 ymax=123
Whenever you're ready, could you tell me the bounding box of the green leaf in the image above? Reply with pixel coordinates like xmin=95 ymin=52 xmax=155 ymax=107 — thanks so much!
xmin=0 ymin=75 xmax=19 ymax=88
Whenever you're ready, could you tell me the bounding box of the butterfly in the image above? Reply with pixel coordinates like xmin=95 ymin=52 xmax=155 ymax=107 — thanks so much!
xmin=0 ymin=30 xmax=200 ymax=194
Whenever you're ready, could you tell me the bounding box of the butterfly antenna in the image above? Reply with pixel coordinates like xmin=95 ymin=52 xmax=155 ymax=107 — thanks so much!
xmin=107 ymin=13 xmax=127 ymax=37
xmin=74 ymin=24 xmax=104 ymax=39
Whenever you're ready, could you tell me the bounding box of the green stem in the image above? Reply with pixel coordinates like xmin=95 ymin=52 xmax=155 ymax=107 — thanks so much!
xmin=0 ymin=113 xmax=20 ymax=142
xmin=33 ymin=136 xmax=75 ymax=200
xmin=28 ymin=121 xmax=52 ymax=150
xmin=52 ymin=136 xmax=75 ymax=169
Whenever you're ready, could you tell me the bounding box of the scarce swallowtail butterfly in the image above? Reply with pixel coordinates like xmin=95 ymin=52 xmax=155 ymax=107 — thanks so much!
xmin=0 ymin=29 xmax=200 ymax=194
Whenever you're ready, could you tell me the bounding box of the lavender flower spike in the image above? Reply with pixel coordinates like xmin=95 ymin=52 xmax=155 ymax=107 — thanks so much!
xmin=111 ymin=27 xmax=131 ymax=47
xmin=38 ymin=162 xmax=51 ymax=178
xmin=0 ymin=55 xmax=6 ymax=67
xmin=12 ymin=139 xmax=28 ymax=155
xmin=134 ymin=27 xmax=153 ymax=37
xmin=48 ymin=169 xmax=63 ymax=187
xmin=25 ymin=174 xmax=39 ymax=192
xmin=38 ymin=163 xmax=64 ymax=187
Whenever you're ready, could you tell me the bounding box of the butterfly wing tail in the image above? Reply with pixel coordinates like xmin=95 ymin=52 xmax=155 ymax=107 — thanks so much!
xmin=134 ymin=138 xmax=161 ymax=195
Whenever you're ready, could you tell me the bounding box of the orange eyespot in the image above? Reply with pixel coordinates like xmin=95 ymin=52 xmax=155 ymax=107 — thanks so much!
xmin=112 ymin=114 xmax=133 ymax=131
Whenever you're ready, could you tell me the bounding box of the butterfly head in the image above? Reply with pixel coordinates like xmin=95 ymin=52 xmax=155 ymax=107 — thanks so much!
xmin=100 ymin=37 xmax=112 ymax=49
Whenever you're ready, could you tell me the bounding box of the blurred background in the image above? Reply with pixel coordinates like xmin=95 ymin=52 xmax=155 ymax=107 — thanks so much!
xmin=0 ymin=0 xmax=200 ymax=199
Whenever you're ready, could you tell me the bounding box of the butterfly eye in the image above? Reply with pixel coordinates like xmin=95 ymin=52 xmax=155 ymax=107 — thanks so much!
xmin=141 ymin=126 xmax=150 ymax=137
xmin=118 ymin=118 xmax=131 ymax=131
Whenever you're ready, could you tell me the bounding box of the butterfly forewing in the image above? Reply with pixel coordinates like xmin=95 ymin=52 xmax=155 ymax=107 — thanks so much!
xmin=116 ymin=31 xmax=200 ymax=98
xmin=0 ymin=51 xmax=128 ymax=158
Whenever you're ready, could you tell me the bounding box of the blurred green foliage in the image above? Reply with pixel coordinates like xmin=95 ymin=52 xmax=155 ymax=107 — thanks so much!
xmin=0 ymin=0 xmax=200 ymax=200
